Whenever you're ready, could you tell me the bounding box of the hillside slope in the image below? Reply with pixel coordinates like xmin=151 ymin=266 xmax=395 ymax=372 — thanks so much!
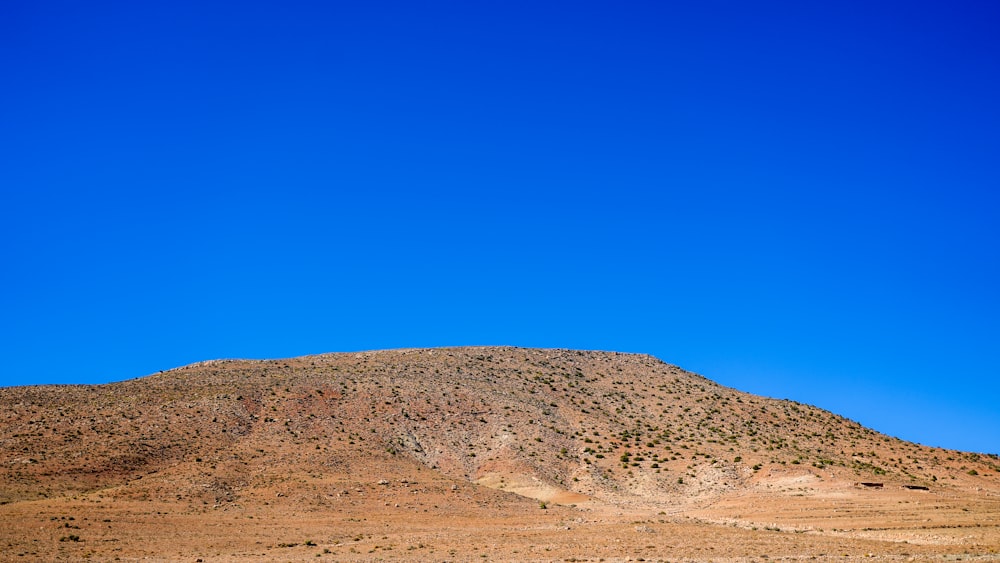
xmin=1 ymin=347 xmax=998 ymax=561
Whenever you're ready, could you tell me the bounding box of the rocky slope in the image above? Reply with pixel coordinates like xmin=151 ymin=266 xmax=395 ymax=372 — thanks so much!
xmin=1 ymin=347 xmax=998 ymax=560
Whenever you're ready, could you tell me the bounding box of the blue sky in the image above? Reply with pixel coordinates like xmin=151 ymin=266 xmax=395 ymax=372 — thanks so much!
xmin=2 ymin=1 xmax=998 ymax=453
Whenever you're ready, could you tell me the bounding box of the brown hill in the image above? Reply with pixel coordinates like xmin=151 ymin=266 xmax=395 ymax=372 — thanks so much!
xmin=1 ymin=347 xmax=998 ymax=561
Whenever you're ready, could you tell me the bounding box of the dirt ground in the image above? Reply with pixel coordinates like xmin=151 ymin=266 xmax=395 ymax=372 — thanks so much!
xmin=3 ymin=466 xmax=998 ymax=562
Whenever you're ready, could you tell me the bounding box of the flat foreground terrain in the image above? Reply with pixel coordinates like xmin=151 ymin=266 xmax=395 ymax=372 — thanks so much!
xmin=4 ymin=482 xmax=998 ymax=561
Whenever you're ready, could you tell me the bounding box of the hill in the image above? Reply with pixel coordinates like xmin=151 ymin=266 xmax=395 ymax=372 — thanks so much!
xmin=1 ymin=347 xmax=998 ymax=561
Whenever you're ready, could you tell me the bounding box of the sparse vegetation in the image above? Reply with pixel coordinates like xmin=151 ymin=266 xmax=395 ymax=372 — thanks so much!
xmin=0 ymin=347 xmax=995 ymax=560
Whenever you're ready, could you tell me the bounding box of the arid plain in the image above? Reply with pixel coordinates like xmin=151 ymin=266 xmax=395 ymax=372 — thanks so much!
xmin=2 ymin=347 xmax=997 ymax=561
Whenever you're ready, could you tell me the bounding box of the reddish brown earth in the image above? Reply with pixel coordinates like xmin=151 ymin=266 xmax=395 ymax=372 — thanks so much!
xmin=1 ymin=347 xmax=998 ymax=561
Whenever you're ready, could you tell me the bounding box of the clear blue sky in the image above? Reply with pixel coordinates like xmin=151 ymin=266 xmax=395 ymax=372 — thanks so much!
xmin=2 ymin=1 xmax=998 ymax=454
